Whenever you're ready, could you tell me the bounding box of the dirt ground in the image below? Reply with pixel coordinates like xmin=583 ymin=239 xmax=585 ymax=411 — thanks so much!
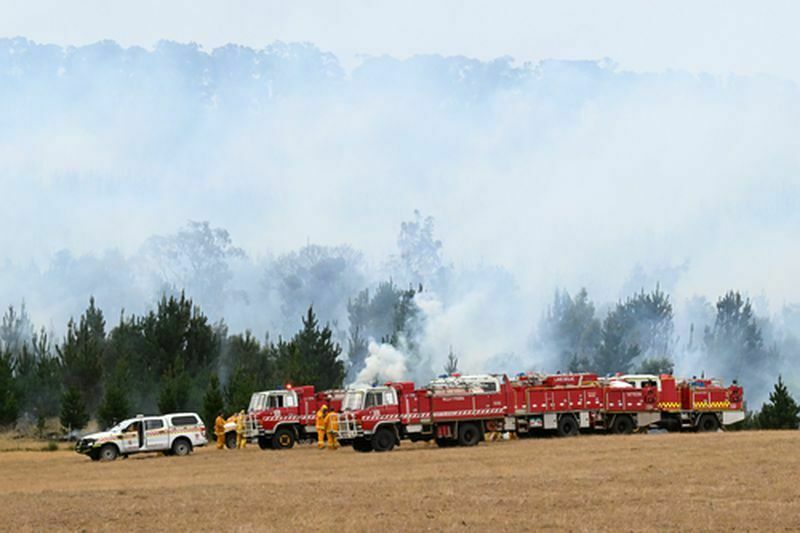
xmin=0 ymin=430 xmax=797 ymax=532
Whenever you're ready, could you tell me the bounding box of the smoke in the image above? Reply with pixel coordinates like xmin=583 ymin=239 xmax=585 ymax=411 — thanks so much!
xmin=413 ymin=270 xmax=533 ymax=378
xmin=1 ymin=38 xmax=800 ymax=405
xmin=355 ymin=341 xmax=408 ymax=385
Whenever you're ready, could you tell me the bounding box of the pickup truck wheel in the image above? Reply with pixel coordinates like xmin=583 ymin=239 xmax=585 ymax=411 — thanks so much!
xmin=172 ymin=438 xmax=192 ymax=457
xmin=258 ymin=436 xmax=272 ymax=450
xmin=225 ymin=431 xmax=237 ymax=450
xmin=99 ymin=444 xmax=118 ymax=462
xmin=372 ymin=427 xmax=395 ymax=452
xmin=89 ymin=450 xmax=101 ymax=461
xmin=557 ymin=415 xmax=579 ymax=437
xmin=457 ymin=423 xmax=481 ymax=446
xmin=272 ymin=428 xmax=295 ymax=449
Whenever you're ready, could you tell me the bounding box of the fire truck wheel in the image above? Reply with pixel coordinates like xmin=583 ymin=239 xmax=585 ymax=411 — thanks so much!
xmin=99 ymin=444 xmax=119 ymax=462
xmin=556 ymin=415 xmax=579 ymax=437
xmin=258 ymin=436 xmax=272 ymax=450
xmin=457 ymin=423 xmax=481 ymax=446
xmin=172 ymin=438 xmax=192 ymax=457
xmin=225 ymin=432 xmax=237 ymax=450
xmin=272 ymin=428 xmax=295 ymax=449
xmin=372 ymin=428 xmax=395 ymax=452
xmin=353 ymin=438 xmax=373 ymax=452
xmin=611 ymin=415 xmax=634 ymax=435
xmin=697 ymin=414 xmax=720 ymax=432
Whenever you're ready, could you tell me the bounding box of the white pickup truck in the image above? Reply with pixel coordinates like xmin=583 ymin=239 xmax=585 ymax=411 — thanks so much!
xmin=75 ymin=413 xmax=208 ymax=461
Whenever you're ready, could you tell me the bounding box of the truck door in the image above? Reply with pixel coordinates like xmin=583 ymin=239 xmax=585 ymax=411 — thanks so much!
xmin=143 ymin=418 xmax=168 ymax=450
xmin=280 ymin=391 xmax=299 ymax=421
xmin=120 ymin=421 xmax=142 ymax=454
xmin=365 ymin=389 xmax=398 ymax=426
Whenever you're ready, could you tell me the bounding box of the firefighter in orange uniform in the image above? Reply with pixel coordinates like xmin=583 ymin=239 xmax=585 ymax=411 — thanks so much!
xmin=236 ymin=410 xmax=247 ymax=449
xmin=324 ymin=409 xmax=339 ymax=450
xmin=315 ymin=405 xmax=328 ymax=449
xmin=214 ymin=411 xmax=226 ymax=450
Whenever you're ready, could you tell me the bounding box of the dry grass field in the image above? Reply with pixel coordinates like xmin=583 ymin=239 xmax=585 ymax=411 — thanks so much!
xmin=0 ymin=430 xmax=798 ymax=532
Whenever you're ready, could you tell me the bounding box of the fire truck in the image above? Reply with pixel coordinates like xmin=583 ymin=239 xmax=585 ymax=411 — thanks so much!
xmin=231 ymin=385 xmax=344 ymax=449
xmin=335 ymin=372 xmax=745 ymax=452
xmin=508 ymin=372 xmax=743 ymax=435
xmin=336 ymin=374 xmax=512 ymax=452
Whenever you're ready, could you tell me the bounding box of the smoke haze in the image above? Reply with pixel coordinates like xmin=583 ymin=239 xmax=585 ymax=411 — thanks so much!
xmin=1 ymin=37 xmax=799 ymax=404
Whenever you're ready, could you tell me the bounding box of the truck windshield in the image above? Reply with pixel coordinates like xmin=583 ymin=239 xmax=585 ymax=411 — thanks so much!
xmin=248 ymin=393 xmax=268 ymax=412
xmin=342 ymin=391 xmax=365 ymax=411
xmin=107 ymin=420 xmax=131 ymax=432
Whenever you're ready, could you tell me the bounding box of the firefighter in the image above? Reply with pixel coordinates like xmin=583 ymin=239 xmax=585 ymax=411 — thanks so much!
xmin=236 ymin=410 xmax=247 ymax=449
xmin=485 ymin=420 xmax=501 ymax=442
xmin=324 ymin=408 xmax=339 ymax=450
xmin=214 ymin=411 xmax=226 ymax=450
xmin=315 ymin=404 xmax=328 ymax=449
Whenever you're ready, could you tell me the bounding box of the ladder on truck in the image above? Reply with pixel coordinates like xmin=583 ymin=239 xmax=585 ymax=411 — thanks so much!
xmin=243 ymin=413 xmax=262 ymax=440
xmin=335 ymin=412 xmax=362 ymax=439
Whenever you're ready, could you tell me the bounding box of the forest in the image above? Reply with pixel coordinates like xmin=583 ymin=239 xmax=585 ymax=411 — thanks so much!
xmin=1 ymin=215 xmax=798 ymax=433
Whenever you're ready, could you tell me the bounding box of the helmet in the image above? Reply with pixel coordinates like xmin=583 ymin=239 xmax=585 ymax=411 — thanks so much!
xmin=321 ymin=404 xmax=328 ymax=410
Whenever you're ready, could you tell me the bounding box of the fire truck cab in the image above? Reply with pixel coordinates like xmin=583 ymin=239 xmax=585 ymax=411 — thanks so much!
xmin=337 ymin=385 xmax=402 ymax=452
xmin=237 ymin=386 xmax=343 ymax=449
xmin=222 ymin=388 xmax=303 ymax=449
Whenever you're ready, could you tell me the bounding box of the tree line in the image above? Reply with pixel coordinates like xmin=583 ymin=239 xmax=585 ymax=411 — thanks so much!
xmin=539 ymin=287 xmax=775 ymax=377
xmin=1 ymin=283 xmax=798 ymax=434
xmin=538 ymin=286 xmax=798 ymax=429
xmin=0 ymin=295 xmax=344 ymax=434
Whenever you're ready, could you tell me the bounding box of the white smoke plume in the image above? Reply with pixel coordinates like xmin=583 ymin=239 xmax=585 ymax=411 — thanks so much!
xmin=355 ymin=341 xmax=409 ymax=385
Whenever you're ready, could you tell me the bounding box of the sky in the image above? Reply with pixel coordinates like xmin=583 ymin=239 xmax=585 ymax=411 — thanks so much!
xmin=3 ymin=0 xmax=800 ymax=82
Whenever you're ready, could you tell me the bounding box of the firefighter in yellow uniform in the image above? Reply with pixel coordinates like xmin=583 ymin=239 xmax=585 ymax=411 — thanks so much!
xmin=236 ymin=410 xmax=247 ymax=449
xmin=214 ymin=412 xmax=226 ymax=450
xmin=324 ymin=409 xmax=339 ymax=450
xmin=315 ymin=405 xmax=328 ymax=449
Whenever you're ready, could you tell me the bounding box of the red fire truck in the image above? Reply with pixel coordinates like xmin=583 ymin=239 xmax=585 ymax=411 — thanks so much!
xmin=238 ymin=385 xmax=344 ymax=449
xmin=335 ymin=372 xmax=745 ymax=452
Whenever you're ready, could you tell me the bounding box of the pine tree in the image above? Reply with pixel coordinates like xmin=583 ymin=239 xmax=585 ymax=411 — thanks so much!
xmin=97 ymin=382 xmax=130 ymax=429
xmin=203 ymin=374 xmax=224 ymax=437
xmin=704 ymin=291 xmax=766 ymax=377
xmin=638 ymin=357 xmax=674 ymax=375
xmin=289 ymin=306 xmax=344 ymax=390
xmin=60 ymin=385 xmax=89 ymax=433
xmin=139 ymin=293 xmax=219 ymax=409
xmin=0 ymin=303 xmax=34 ymax=354
xmin=0 ymin=350 xmax=19 ymax=427
xmin=224 ymin=366 xmax=256 ymax=413
xmin=758 ymin=376 xmax=800 ymax=429
xmin=158 ymin=360 xmax=191 ymax=414
xmin=57 ymin=298 xmax=106 ymax=413
xmin=539 ymin=288 xmax=602 ymax=372
xmin=32 ymin=328 xmax=62 ymax=418
xmin=346 ymin=281 xmax=420 ymax=380
xmin=275 ymin=341 xmax=309 ymax=387
xmin=594 ymin=306 xmax=640 ymax=375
